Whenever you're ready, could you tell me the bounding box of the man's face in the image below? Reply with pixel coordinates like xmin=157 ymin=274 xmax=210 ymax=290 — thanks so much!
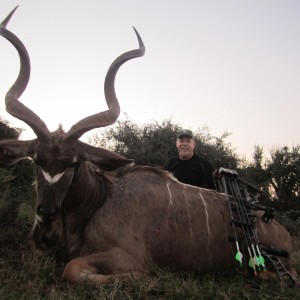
xmin=176 ymin=136 xmax=195 ymax=160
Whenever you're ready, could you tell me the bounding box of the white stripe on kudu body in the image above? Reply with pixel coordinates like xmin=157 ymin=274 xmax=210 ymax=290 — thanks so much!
xmin=166 ymin=183 xmax=174 ymax=207
xmin=183 ymin=187 xmax=194 ymax=243
xmin=199 ymin=191 xmax=211 ymax=237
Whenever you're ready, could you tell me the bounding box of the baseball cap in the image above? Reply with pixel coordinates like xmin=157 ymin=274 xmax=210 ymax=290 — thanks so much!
xmin=177 ymin=129 xmax=193 ymax=139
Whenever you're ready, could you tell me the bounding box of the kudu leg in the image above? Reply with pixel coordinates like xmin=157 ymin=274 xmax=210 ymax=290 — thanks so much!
xmin=62 ymin=250 xmax=144 ymax=283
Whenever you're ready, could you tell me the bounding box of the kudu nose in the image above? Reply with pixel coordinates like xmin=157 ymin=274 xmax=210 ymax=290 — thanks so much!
xmin=37 ymin=205 xmax=59 ymax=223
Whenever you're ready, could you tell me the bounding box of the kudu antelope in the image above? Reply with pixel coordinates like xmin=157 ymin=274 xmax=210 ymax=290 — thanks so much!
xmin=0 ymin=8 xmax=299 ymax=285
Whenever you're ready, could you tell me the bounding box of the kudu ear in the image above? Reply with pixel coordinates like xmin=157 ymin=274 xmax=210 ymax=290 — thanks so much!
xmin=0 ymin=140 xmax=35 ymax=165
xmin=77 ymin=141 xmax=133 ymax=171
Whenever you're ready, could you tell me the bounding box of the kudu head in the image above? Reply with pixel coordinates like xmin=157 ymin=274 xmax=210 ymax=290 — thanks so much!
xmin=0 ymin=7 xmax=145 ymax=225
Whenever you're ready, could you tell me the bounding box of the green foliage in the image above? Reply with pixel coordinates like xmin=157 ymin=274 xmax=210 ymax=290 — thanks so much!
xmin=0 ymin=117 xmax=22 ymax=140
xmin=239 ymin=145 xmax=272 ymax=204
xmin=241 ymin=145 xmax=300 ymax=212
xmin=192 ymin=126 xmax=239 ymax=170
xmin=90 ymin=117 xmax=181 ymax=167
xmin=90 ymin=116 xmax=239 ymax=169
xmin=0 ymin=118 xmax=36 ymax=226
xmin=268 ymin=146 xmax=300 ymax=210
xmin=0 ymin=159 xmax=36 ymax=225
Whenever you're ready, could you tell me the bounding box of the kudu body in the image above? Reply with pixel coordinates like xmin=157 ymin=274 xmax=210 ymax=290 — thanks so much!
xmin=0 ymin=8 xmax=298 ymax=284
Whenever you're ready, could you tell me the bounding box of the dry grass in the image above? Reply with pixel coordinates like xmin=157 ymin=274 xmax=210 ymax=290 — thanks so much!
xmin=1 ymin=223 xmax=300 ymax=300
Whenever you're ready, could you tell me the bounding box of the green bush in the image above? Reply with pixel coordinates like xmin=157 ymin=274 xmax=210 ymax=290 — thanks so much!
xmin=0 ymin=159 xmax=35 ymax=226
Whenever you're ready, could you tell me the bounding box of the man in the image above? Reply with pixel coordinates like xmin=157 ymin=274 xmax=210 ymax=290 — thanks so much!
xmin=165 ymin=129 xmax=216 ymax=190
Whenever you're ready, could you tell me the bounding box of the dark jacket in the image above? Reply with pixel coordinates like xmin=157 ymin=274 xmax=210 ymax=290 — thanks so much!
xmin=165 ymin=154 xmax=216 ymax=190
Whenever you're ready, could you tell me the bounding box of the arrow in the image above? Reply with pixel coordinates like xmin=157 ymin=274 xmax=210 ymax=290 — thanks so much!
xmin=255 ymin=245 xmax=266 ymax=271
xmin=247 ymin=247 xmax=258 ymax=276
xmin=235 ymin=241 xmax=243 ymax=267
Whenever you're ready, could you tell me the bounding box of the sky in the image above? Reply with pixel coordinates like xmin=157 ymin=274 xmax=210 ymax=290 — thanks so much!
xmin=0 ymin=0 xmax=299 ymax=160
